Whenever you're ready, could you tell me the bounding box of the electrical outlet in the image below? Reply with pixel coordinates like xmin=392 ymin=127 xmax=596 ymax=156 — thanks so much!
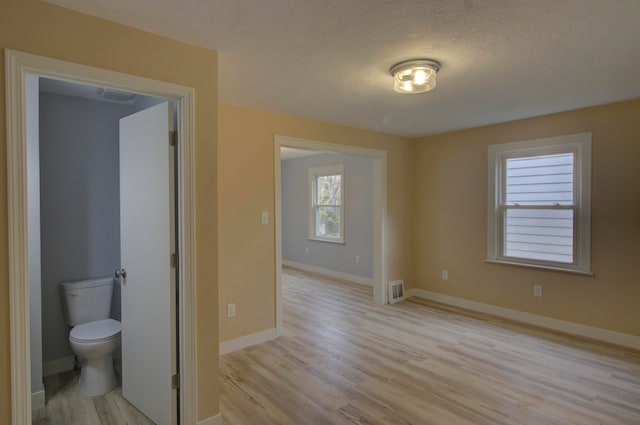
xmin=533 ymin=285 xmax=543 ymax=297
xmin=227 ymin=303 xmax=236 ymax=318
xmin=355 ymin=255 xmax=360 ymax=264
xmin=305 ymin=247 xmax=309 ymax=255
xmin=441 ymin=270 xmax=448 ymax=281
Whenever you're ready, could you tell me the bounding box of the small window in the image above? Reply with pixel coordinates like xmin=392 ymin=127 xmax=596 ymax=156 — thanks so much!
xmin=487 ymin=133 xmax=591 ymax=274
xmin=309 ymin=165 xmax=344 ymax=243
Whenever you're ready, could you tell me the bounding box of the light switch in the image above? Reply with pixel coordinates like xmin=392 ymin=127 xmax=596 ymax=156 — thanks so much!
xmin=261 ymin=211 xmax=269 ymax=224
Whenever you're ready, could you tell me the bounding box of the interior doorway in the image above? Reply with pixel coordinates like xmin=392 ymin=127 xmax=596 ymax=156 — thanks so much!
xmin=274 ymin=135 xmax=388 ymax=336
xmin=6 ymin=49 xmax=197 ymax=425
xmin=31 ymin=77 xmax=175 ymax=424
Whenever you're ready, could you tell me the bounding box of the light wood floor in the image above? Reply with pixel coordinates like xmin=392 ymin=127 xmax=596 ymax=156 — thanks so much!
xmin=220 ymin=267 xmax=640 ymax=425
xmin=33 ymin=365 xmax=153 ymax=425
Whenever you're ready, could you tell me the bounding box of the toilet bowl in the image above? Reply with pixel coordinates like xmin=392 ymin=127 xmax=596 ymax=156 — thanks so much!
xmin=60 ymin=278 xmax=121 ymax=397
xmin=69 ymin=318 xmax=121 ymax=397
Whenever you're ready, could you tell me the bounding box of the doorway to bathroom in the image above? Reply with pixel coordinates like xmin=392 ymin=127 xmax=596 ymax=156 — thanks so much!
xmin=6 ymin=50 xmax=198 ymax=425
xmin=34 ymin=78 xmax=177 ymax=425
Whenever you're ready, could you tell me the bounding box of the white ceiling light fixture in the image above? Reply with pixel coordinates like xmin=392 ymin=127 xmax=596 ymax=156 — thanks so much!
xmin=390 ymin=59 xmax=441 ymax=94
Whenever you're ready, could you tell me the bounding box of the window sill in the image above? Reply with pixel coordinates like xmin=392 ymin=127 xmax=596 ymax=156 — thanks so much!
xmin=307 ymin=237 xmax=345 ymax=245
xmin=484 ymin=259 xmax=594 ymax=276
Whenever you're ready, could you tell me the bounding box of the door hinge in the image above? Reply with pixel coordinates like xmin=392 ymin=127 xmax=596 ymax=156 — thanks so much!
xmin=171 ymin=252 xmax=179 ymax=269
xmin=169 ymin=130 xmax=177 ymax=146
xmin=172 ymin=373 xmax=180 ymax=390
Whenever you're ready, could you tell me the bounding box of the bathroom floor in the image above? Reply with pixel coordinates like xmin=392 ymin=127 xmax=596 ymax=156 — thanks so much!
xmin=33 ymin=361 xmax=154 ymax=425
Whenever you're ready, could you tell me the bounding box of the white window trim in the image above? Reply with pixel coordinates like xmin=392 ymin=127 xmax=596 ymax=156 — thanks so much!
xmin=308 ymin=164 xmax=345 ymax=244
xmin=487 ymin=133 xmax=592 ymax=274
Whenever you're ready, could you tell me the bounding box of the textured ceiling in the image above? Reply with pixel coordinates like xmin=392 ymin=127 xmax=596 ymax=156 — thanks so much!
xmin=46 ymin=0 xmax=640 ymax=137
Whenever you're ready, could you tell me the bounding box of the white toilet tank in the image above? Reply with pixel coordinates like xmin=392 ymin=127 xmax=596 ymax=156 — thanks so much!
xmin=60 ymin=277 xmax=114 ymax=327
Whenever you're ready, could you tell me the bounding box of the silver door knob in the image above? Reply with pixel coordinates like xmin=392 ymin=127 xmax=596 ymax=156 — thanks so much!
xmin=115 ymin=268 xmax=127 ymax=279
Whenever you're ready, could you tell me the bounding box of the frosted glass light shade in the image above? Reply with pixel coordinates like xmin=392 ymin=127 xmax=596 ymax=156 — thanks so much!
xmin=390 ymin=59 xmax=440 ymax=94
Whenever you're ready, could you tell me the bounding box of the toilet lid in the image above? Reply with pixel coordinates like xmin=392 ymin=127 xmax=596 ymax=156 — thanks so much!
xmin=70 ymin=319 xmax=121 ymax=343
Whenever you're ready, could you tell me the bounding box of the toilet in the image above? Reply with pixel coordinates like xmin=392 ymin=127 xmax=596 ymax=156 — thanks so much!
xmin=60 ymin=277 xmax=121 ymax=397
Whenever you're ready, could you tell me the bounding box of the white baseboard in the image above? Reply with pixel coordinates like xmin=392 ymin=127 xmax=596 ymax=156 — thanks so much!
xmin=198 ymin=414 xmax=222 ymax=425
xmin=219 ymin=328 xmax=278 ymax=356
xmin=43 ymin=356 xmax=74 ymax=377
xmin=31 ymin=390 xmax=45 ymax=411
xmin=407 ymin=289 xmax=640 ymax=351
xmin=283 ymin=259 xmax=373 ymax=286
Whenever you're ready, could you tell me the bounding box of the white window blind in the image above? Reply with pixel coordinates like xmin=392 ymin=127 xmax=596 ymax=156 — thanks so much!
xmin=487 ymin=133 xmax=591 ymax=274
xmin=504 ymin=153 xmax=574 ymax=264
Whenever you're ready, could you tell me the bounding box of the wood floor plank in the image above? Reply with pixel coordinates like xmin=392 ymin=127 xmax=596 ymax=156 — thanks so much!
xmin=34 ymin=370 xmax=154 ymax=425
xmin=220 ymin=267 xmax=640 ymax=425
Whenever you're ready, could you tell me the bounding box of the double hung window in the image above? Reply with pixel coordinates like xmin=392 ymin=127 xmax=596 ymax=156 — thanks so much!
xmin=309 ymin=165 xmax=344 ymax=243
xmin=487 ymin=133 xmax=591 ymax=273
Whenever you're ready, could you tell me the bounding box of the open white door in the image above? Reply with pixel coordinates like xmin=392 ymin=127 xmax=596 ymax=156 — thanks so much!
xmin=119 ymin=102 xmax=177 ymax=425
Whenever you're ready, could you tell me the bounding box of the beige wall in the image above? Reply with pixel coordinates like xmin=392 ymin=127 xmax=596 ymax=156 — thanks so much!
xmin=414 ymin=99 xmax=640 ymax=336
xmin=0 ymin=0 xmax=219 ymax=421
xmin=2 ymin=3 xmax=638 ymax=422
xmin=218 ymin=104 xmax=415 ymax=342
xmin=219 ymin=99 xmax=640 ymax=345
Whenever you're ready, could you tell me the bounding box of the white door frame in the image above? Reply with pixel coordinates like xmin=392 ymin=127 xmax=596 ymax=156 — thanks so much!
xmin=274 ymin=135 xmax=388 ymax=335
xmin=5 ymin=49 xmax=198 ymax=425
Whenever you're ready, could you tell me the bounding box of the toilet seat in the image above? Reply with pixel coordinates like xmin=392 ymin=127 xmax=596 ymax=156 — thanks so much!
xmin=70 ymin=318 xmax=121 ymax=344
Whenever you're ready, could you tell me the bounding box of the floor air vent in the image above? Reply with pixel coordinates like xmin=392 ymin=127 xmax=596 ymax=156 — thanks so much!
xmin=388 ymin=280 xmax=405 ymax=304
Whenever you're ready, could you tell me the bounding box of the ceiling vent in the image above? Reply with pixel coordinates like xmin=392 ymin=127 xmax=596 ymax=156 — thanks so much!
xmin=96 ymin=87 xmax=137 ymax=104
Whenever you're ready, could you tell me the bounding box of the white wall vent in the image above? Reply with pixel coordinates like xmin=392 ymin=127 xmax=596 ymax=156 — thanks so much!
xmin=96 ymin=87 xmax=138 ymax=104
xmin=388 ymin=280 xmax=405 ymax=304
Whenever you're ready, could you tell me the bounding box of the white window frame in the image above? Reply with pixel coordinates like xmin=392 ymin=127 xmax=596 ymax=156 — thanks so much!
xmin=308 ymin=164 xmax=345 ymax=243
xmin=487 ymin=133 xmax=592 ymax=274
